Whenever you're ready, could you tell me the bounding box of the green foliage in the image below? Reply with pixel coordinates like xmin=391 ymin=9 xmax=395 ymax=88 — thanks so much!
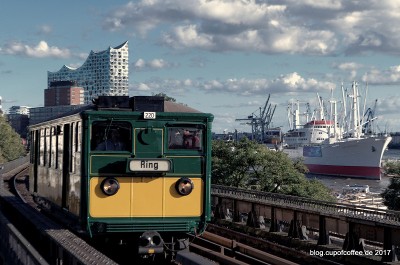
xmin=152 ymin=92 xmax=176 ymax=102
xmin=0 ymin=115 xmax=26 ymax=163
xmin=212 ymin=138 xmax=334 ymax=201
xmin=381 ymin=176 xmax=400 ymax=210
xmin=383 ymin=161 xmax=400 ymax=176
xmin=211 ymin=138 xmax=253 ymax=187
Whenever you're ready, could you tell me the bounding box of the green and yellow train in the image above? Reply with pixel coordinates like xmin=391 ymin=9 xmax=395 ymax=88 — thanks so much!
xmin=28 ymin=96 xmax=213 ymax=254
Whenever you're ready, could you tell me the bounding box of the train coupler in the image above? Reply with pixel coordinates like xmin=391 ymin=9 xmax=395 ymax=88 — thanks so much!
xmin=138 ymin=231 xmax=164 ymax=254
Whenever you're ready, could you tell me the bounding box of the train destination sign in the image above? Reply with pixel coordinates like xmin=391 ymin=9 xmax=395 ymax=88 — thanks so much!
xmin=129 ymin=159 xmax=171 ymax=172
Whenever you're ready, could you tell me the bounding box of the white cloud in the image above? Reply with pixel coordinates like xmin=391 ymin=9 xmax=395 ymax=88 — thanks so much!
xmin=362 ymin=65 xmax=400 ymax=85
xmin=130 ymin=78 xmax=194 ymax=95
xmin=102 ymin=0 xmax=400 ymax=55
xmin=163 ymin=24 xmax=215 ymax=50
xmin=1 ymin=40 xmax=71 ymax=58
xmin=332 ymin=62 xmax=364 ymax=80
xmin=133 ymin=58 xmax=176 ymax=71
xmin=148 ymin=59 xmax=167 ymax=69
xmin=296 ymin=0 xmax=343 ymax=10
xmin=130 ymin=72 xmax=335 ymax=97
xmin=102 ymin=0 xmax=339 ymax=55
xmin=134 ymin=58 xmax=146 ymax=69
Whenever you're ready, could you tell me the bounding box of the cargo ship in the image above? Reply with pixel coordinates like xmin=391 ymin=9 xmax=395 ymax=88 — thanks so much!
xmin=283 ymin=82 xmax=391 ymax=180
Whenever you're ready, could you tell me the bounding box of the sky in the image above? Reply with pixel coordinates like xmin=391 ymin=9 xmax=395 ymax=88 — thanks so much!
xmin=1 ymin=0 xmax=400 ymax=133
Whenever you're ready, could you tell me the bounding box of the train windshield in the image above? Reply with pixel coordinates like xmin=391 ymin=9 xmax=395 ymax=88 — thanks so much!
xmin=167 ymin=126 xmax=203 ymax=150
xmin=91 ymin=121 xmax=132 ymax=152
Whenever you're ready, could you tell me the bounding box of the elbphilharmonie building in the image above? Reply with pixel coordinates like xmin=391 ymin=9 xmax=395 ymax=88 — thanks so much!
xmin=47 ymin=41 xmax=129 ymax=104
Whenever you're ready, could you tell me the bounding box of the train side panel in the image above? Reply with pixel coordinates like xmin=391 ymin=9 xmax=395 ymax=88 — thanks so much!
xmin=29 ymin=116 xmax=83 ymax=218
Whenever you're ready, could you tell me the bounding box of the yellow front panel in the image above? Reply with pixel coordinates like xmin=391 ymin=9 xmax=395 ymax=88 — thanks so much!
xmin=131 ymin=178 xmax=203 ymax=217
xmin=89 ymin=177 xmax=131 ymax=217
xmin=89 ymin=177 xmax=204 ymax=218
xmin=131 ymin=177 xmax=163 ymax=216
xmin=166 ymin=178 xmax=203 ymax=216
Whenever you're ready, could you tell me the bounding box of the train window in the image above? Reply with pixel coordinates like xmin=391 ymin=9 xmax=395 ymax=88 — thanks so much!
xmin=43 ymin=128 xmax=47 ymax=166
xmin=76 ymin=122 xmax=81 ymax=152
xmin=91 ymin=121 xmax=132 ymax=152
xmin=39 ymin=129 xmax=44 ymax=166
xmin=57 ymin=126 xmax=63 ymax=170
xmin=75 ymin=122 xmax=81 ymax=175
xmin=168 ymin=127 xmax=203 ymax=150
xmin=70 ymin=123 xmax=75 ymax=173
xmin=51 ymin=127 xmax=57 ymax=168
xmin=46 ymin=127 xmax=51 ymax=167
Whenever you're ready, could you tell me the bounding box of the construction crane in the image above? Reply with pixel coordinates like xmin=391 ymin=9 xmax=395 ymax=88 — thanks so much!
xmin=362 ymin=99 xmax=377 ymax=135
xmin=235 ymin=94 xmax=277 ymax=143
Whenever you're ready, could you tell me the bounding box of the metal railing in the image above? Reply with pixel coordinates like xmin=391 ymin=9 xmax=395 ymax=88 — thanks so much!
xmin=211 ymin=185 xmax=400 ymax=225
xmin=0 ymin=211 xmax=48 ymax=265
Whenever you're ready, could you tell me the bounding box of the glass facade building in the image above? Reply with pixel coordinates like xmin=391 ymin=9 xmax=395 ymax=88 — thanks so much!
xmin=48 ymin=41 xmax=129 ymax=104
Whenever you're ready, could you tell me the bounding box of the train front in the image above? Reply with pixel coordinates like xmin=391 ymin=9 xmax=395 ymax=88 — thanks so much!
xmin=85 ymin=96 xmax=213 ymax=255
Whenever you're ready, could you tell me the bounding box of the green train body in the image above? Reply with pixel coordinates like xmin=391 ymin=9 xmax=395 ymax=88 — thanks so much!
xmin=28 ymin=96 xmax=214 ymax=254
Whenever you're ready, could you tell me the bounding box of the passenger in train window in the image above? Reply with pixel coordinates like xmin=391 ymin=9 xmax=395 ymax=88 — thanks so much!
xmin=96 ymin=129 xmax=127 ymax=151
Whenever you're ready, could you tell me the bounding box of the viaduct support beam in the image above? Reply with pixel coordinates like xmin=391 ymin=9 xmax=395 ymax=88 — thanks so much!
xmin=269 ymin=207 xmax=281 ymax=232
xmin=232 ymin=199 xmax=241 ymax=222
xmin=214 ymin=197 xmax=226 ymax=220
xmin=288 ymin=211 xmax=307 ymax=240
xmin=382 ymin=227 xmax=398 ymax=262
xmin=317 ymin=215 xmax=331 ymax=245
xmin=269 ymin=206 xmax=282 ymax=232
xmin=246 ymin=203 xmax=260 ymax=228
xmin=343 ymin=222 xmax=365 ymax=251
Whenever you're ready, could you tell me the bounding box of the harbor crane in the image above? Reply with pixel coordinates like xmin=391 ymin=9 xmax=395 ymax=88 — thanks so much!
xmin=362 ymin=99 xmax=377 ymax=135
xmin=235 ymin=94 xmax=277 ymax=143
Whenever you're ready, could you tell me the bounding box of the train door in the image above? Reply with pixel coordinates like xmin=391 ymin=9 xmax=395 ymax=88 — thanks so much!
xmin=62 ymin=124 xmax=71 ymax=209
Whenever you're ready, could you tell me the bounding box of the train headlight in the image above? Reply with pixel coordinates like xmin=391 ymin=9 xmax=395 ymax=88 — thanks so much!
xmin=175 ymin=177 xmax=194 ymax=196
xmin=100 ymin=178 xmax=120 ymax=196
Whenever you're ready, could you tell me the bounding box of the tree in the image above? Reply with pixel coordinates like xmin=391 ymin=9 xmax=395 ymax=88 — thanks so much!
xmin=212 ymin=138 xmax=253 ymax=187
xmin=152 ymin=92 xmax=176 ymax=102
xmin=381 ymin=177 xmax=400 ymax=210
xmin=0 ymin=115 xmax=26 ymax=163
xmin=212 ymin=138 xmax=334 ymax=201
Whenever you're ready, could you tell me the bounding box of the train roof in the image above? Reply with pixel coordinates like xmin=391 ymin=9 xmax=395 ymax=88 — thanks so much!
xmin=29 ymin=96 xmax=208 ymax=127
xmin=164 ymin=101 xmax=201 ymax=113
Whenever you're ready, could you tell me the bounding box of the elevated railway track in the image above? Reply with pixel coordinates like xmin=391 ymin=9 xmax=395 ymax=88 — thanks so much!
xmin=0 ymin=158 xmax=118 ymax=265
xmin=1 ymin=158 xmax=299 ymax=265
xmin=211 ymin=185 xmax=400 ymax=264
xmin=1 ymin=157 xmax=400 ymax=264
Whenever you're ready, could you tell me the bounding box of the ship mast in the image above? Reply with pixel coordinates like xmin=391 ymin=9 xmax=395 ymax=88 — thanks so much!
xmin=329 ymin=98 xmax=339 ymax=140
xmin=349 ymin=81 xmax=362 ymax=138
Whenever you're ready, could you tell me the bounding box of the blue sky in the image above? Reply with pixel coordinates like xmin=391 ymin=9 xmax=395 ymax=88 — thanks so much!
xmin=1 ymin=0 xmax=400 ymax=133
